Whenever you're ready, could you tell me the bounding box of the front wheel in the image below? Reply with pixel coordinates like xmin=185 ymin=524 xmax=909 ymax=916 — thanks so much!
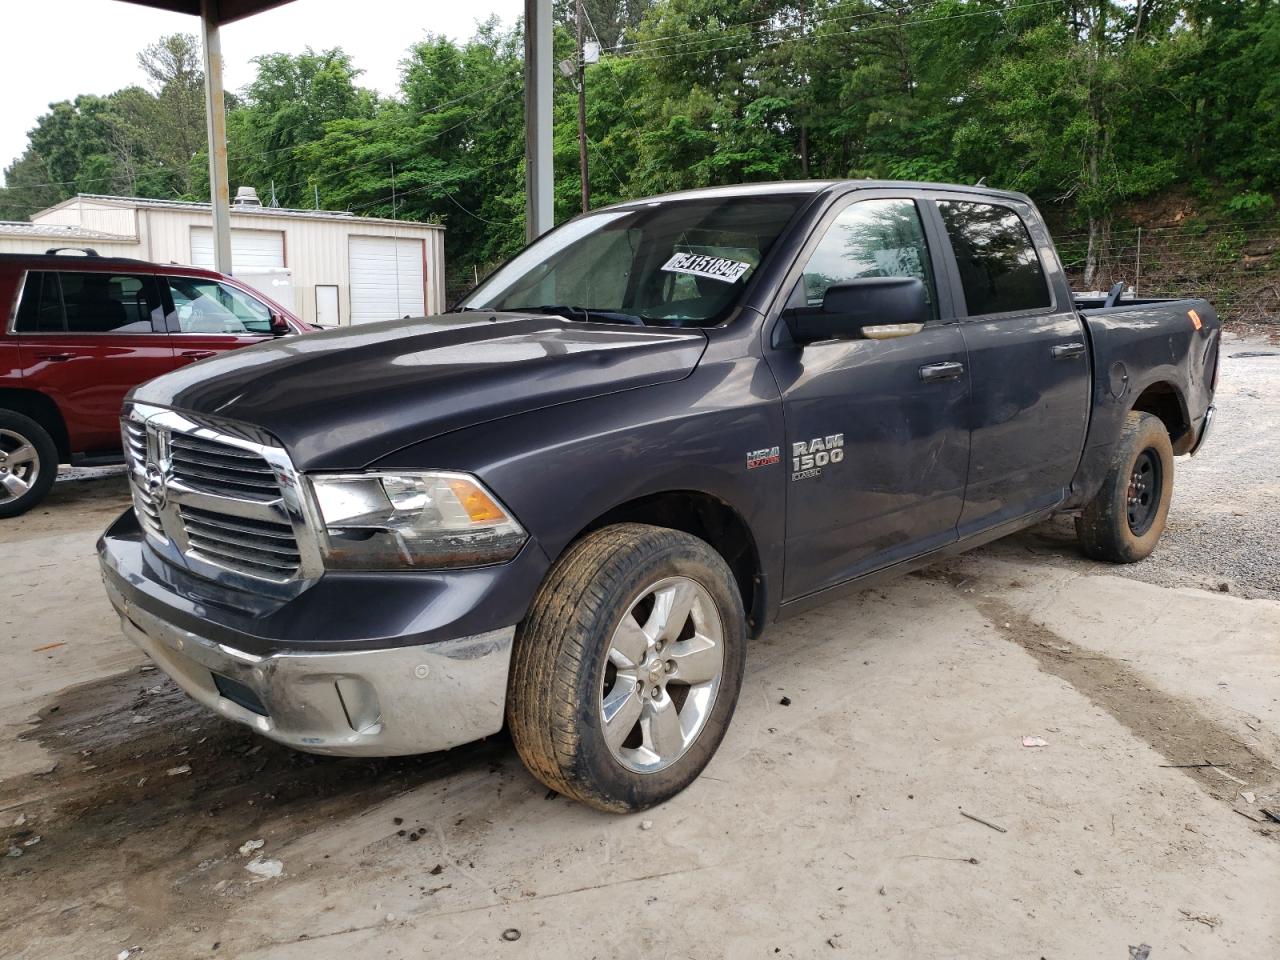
xmin=1075 ymin=411 xmax=1174 ymax=563
xmin=507 ymin=523 xmax=746 ymax=812
xmin=0 ymin=411 xmax=58 ymax=519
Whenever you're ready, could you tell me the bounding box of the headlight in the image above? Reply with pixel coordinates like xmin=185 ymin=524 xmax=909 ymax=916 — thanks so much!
xmin=309 ymin=471 xmax=526 ymax=570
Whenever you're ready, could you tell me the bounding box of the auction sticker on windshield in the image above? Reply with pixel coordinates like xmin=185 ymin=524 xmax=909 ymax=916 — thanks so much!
xmin=661 ymin=252 xmax=752 ymax=284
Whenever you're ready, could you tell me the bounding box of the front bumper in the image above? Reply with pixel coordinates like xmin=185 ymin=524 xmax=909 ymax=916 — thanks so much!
xmin=98 ymin=508 xmax=546 ymax=756
xmin=105 ymin=574 xmax=514 ymax=756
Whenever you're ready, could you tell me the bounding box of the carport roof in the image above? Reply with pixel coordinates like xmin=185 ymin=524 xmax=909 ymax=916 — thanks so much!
xmin=0 ymin=221 xmax=138 ymax=242
xmin=116 ymin=0 xmax=296 ymax=25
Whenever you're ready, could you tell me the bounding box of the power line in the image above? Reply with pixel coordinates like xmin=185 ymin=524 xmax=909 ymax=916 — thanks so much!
xmin=610 ymin=0 xmax=923 ymax=57
xmin=617 ymin=0 xmax=1069 ymax=65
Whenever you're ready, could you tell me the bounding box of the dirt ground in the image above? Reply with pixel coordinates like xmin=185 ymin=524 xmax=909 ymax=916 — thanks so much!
xmin=2 ymin=332 xmax=1278 ymax=960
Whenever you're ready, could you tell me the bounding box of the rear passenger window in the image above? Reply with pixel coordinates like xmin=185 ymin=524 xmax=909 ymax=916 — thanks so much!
xmin=59 ymin=273 xmax=164 ymax=333
xmin=938 ymin=201 xmax=1052 ymax=315
xmin=14 ymin=272 xmax=65 ymax=333
xmin=15 ymin=271 xmax=163 ymax=333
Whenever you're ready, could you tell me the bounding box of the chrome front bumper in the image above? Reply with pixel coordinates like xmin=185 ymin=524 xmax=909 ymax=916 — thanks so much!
xmin=105 ymin=577 xmax=514 ymax=757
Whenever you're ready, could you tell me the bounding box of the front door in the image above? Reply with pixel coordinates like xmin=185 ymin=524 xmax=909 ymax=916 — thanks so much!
xmin=161 ymin=275 xmax=278 ymax=364
xmin=767 ymin=195 xmax=971 ymax=601
xmin=930 ymin=197 xmax=1091 ymax=532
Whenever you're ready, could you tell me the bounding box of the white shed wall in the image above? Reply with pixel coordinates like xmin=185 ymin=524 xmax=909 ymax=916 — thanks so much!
xmin=36 ymin=200 xmax=137 ymax=237
xmin=0 ymin=236 xmax=140 ymax=256
xmin=135 ymin=209 xmax=443 ymax=324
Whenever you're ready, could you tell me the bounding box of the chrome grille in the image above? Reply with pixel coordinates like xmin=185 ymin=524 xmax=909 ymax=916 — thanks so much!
xmin=122 ymin=420 xmax=165 ymax=541
xmin=123 ymin=420 xmax=148 ymax=466
xmin=170 ymin=434 xmax=282 ymax=501
xmin=121 ymin=406 xmax=319 ymax=587
xmin=180 ymin=505 xmax=302 ymax=579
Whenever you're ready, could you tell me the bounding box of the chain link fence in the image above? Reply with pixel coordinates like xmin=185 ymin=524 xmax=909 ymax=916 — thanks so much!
xmin=1055 ymin=219 xmax=1280 ymax=325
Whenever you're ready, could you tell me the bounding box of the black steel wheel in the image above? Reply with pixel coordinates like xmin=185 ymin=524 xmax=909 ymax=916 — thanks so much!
xmin=1125 ymin=448 xmax=1163 ymax=536
xmin=1075 ymin=412 xmax=1174 ymax=564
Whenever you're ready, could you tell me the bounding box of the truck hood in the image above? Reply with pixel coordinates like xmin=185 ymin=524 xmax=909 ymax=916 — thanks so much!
xmin=131 ymin=312 xmax=708 ymax=469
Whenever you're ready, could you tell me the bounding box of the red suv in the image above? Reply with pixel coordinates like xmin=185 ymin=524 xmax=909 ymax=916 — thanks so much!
xmin=0 ymin=249 xmax=309 ymax=517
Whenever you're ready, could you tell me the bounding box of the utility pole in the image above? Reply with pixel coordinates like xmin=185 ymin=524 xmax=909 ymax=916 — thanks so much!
xmin=577 ymin=0 xmax=590 ymax=213
xmin=798 ymin=0 xmax=809 ymax=177
xmin=199 ymin=0 xmax=232 ymax=275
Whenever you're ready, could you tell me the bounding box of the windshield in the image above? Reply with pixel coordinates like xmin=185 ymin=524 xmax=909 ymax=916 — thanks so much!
xmin=460 ymin=195 xmax=808 ymax=327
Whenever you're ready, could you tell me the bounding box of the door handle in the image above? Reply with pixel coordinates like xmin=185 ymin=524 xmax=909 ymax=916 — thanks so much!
xmin=35 ymin=352 xmax=75 ymax=362
xmin=180 ymin=350 xmax=217 ymax=361
xmin=1051 ymin=342 xmax=1086 ymax=359
xmin=918 ymin=361 xmax=965 ymax=382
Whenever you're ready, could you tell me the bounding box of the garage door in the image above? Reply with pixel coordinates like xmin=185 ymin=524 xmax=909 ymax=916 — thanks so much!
xmin=348 ymin=236 xmax=425 ymax=324
xmin=190 ymin=228 xmax=285 ymax=271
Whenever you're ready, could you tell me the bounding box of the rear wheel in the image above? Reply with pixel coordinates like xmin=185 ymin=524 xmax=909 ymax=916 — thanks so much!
xmin=1075 ymin=412 xmax=1174 ymax=563
xmin=507 ymin=523 xmax=746 ymax=812
xmin=0 ymin=411 xmax=58 ymax=518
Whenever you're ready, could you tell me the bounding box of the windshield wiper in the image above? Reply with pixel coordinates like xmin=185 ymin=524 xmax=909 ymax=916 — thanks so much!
xmin=502 ymin=305 xmax=647 ymax=326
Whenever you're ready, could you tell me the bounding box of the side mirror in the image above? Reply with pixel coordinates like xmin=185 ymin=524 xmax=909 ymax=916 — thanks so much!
xmin=785 ymin=277 xmax=931 ymax=345
xmin=269 ymin=312 xmax=291 ymax=336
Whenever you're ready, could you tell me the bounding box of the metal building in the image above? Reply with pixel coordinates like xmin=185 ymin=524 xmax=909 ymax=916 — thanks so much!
xmin=0 ymin=193 xmax=446 ymax=326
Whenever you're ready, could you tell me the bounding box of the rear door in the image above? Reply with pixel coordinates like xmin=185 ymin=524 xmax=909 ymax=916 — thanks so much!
xmin=161 ymin=275 xmax=277 ymax=364
xmin=767 ymin=192 xmax=971 ymax=600
xmin=930 ymin=196 xmax=1091 ymax=532
xmin=13 ymin=269 xmax=173 ymax=455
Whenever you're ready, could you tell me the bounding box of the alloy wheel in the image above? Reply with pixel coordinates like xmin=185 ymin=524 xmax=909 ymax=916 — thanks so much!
xmin=599 ymin=576 xmax=725 ymax=774
xmin=0 ymin=428 xmax=40 ymax=504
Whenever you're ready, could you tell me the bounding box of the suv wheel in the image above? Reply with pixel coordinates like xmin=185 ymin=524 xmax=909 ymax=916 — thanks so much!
xmin=0 ymin=411 xmax=59 ymax=518
xmin=507 ymin=523 xmax=747 ymax=812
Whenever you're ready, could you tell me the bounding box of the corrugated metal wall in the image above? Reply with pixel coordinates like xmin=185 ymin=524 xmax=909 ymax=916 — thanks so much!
xmin=0 ymin=236 xmax=138 ymax=255
xmin=37 ymin=200 xmax=139 ymax=237
xmin=138 ymin=209 xmax=444 ymax=324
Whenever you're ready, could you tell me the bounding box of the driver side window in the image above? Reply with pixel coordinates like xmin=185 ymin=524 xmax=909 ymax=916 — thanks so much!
xmin=166 ymin=277 xmax=272 ymax=334
xmin=796 ymin=198 xmax=938 ymax=320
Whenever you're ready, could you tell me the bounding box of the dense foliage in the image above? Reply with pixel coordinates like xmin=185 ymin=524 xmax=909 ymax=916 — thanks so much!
xmin=3 ymin=1 xmax=1276 ymax=296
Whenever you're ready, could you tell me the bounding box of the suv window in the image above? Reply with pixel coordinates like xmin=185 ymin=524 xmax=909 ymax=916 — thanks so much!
xmin=796 ymin=198 xmax=938 ymax=318
xmin=13 ymin=272 xmax=64 ymax=333
xmin=937 ymin=201 xmax=1051 ymax=315
xmin=14 ymin=271 xmax=164 ymax=334
xmin=166 ymin=277 xmax=273 ymax=335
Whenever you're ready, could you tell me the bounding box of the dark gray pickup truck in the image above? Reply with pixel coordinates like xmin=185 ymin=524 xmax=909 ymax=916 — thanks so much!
xmin=99 ymin=180 xmax=1219 ymax=811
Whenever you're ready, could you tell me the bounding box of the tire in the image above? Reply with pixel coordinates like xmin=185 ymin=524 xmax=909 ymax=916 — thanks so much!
xmin=1074 ymin=411 xmax=1174 ymax=563
xmin=0 ymin=411 xmax=58 ymax=519
xmin=507 ymin=523 xmax=747 ymax=813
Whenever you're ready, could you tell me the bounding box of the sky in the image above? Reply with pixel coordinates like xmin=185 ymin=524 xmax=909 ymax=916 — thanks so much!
xmin=0 ymin=0 xmax=523 ymax=183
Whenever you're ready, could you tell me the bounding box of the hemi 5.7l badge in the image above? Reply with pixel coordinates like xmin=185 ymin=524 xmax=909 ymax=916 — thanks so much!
xmin=746 ymin=446 xmax=781 ymax=469
xmin=792 ymin=433 xmax=844 ymax=481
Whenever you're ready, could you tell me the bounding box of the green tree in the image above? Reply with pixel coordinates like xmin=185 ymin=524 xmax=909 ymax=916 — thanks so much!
xmin=225 ymin=48 xmax=376 ymax=206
